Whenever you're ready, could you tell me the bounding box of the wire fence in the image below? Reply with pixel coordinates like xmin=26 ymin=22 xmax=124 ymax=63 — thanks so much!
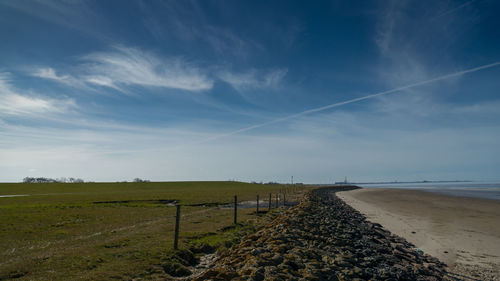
xmin=172 ymin=186 xmax=305 ymax=249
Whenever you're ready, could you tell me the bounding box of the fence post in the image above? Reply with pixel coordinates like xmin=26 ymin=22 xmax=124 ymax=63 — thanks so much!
xmin=174 ymin=204 xmax=181 ymax=250
xmin=275 ymin=193 xmax=279 ymax=208
xmin=283 ymin=193 xmax=286 ymax=206
xmin=234 ymin=195 xmax=238 ymax=224
xmin=256 ymin=194 xmax=259 ymax=214
xmin=268 ymin=193 xmax=272 ymax=210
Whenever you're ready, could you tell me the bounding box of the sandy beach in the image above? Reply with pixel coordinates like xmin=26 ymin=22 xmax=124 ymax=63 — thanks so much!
xmin=338 ymin=188 xmax=500 ymax=280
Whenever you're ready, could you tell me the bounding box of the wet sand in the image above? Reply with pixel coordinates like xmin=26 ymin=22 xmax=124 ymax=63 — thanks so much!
xmin=337 ymin=188 xmax=500 ymax=280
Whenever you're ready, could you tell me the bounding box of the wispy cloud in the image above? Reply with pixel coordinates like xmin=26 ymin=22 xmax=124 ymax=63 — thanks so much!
xmin=197 ymin=61 xmax=500 ymax=143
xmin=33 ymin=67 xmax=67 ymax=81
xmin=83 ymin=46 xmax=213 ymax=91
xmin=0 ymin=73 xmax=75 ymax=117
xmin=218 ymin=68 xmax=287 ymax=91
xmin=30 ymin=46 xmax=214 ymax=92
xmin=32 ymin=46 xmax=285 ymax=94
xmin=32 ymin=67 xmax=83 ymax=86
xmin=374 ymin=0 xmax=479 ymax=77
xmin=139 ymin=1 xmax=264 ymax=58
xmin=84 ymin=75 xmax=121 ymax=91
xmin=1 ymin=0 xmax=112 ymax=43
xmin=371 ymin=1 xmax=484 ymax=122
xmin=2 ymin=109 xmax=499 ymax=182
xmin=375 ymin=1 xmax=404 ymax=58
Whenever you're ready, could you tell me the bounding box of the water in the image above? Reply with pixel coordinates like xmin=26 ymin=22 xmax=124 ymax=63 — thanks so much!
xmin=357 ymin=182 xmax=500 ymax=201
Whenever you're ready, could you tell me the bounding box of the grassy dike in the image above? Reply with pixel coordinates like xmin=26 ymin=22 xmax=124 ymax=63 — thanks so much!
xmin=0 ymin=181 xmax=306 ymax=280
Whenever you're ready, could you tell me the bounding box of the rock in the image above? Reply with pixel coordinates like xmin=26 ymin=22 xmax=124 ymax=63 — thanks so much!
xmin=186 ymin=187 xmax=447 ymax=281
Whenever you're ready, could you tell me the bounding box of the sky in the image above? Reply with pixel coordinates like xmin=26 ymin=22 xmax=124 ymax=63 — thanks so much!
xmin=1 ymin=0 xmax=500 ymax=183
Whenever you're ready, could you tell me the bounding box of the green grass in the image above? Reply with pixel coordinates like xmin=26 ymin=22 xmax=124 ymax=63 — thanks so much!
xmin=0 ymin=181 xmax=291 ymax=205
xmin=0 ymin=181 xmax=305 ymax=280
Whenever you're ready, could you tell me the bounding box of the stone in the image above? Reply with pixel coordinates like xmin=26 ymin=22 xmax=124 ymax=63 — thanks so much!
xmin=186 ymin=187 xmax=446 ymax=281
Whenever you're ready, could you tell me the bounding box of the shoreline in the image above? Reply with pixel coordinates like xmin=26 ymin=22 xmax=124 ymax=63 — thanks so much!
xmin=338 ymin=188 xmax=500 ymax=280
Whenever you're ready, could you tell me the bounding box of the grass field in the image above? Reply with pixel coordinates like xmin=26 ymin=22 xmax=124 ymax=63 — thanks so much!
xmin=0 ymin=181 xmax=305 ymax=280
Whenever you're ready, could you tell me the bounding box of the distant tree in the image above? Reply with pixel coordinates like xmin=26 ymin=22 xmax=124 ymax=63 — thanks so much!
xmin=23 ymin=177 xmax=35 ymax=183
xmin=22 ymin=177 xmax=84 ymax=183
xmin=23 ymin=177 xmax=57 ymax=183
xmin=133 ymin=178 xmax=150 ymax=183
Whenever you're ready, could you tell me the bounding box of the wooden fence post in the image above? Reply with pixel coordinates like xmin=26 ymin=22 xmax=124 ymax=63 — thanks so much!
xmin=283 ymin=193 xmax=286 ymax=206
xmin=256 ymin=194 xmax=259 ymax=214
xmin=268 ymin=193 xmax=272 ymax=210
xmin=174 ymin=204 xmax=181 ymax=250
xmin=234 ymin=195 xmax=238 ymax=224
xmin=275 ymin=193 xmax=279 ymax=208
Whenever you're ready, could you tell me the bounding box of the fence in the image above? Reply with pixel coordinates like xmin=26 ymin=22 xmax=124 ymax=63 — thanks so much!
xmin=173 ymin=186 xmax=303 ymax=249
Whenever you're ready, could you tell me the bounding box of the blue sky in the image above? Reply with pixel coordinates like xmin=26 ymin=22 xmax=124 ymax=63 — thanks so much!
xmin=1 ymin=0 xmax=500 ymax=183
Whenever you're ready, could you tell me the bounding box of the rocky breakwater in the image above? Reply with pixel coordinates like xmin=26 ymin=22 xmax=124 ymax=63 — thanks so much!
xmin=191 ymin=186 xmax=447 ymax=280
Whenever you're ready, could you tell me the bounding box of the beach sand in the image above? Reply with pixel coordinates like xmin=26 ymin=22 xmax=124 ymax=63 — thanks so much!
xmin=337 ymin=188 xmax=500 ymax=280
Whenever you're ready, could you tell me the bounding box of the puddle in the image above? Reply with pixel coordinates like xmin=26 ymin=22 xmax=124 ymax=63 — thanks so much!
xmin=0 ymin=194 xmax=29 ymax=198
xmin=219 ymin=200 xmax=298 ymax=209
xmin=93 ymin=199 xmax=177 ymax=205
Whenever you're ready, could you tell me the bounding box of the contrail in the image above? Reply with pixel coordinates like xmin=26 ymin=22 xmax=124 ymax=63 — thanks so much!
xmin=431 ymin=0 xmax=477 ymax=21
xmin=195 ymin=61 xmax=500 ymax=144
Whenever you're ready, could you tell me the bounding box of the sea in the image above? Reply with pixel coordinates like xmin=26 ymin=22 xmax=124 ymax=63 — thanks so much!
xmin=357 ymin=181 xmax=500 ymax=201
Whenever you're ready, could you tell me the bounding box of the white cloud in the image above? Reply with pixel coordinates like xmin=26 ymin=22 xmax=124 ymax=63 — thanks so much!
xmin=374 ymin=1 xmax=477 ymax=83
xmin=82 ymin=46 xmax=213 ymax=91
xmin=85 ymin=75 xmax=113 ymax=87
xmin=0 ymin=74 xmax=75 ymax=117
xmin=3 ymin=93 xmax=54 ymax=114
xmin=32 ymin=67 xmax=86 ymax=88
xmin=30 ymin=47 xmax=214 ymax=92
xmin=371 ymin=1 xmax=474 ymax=121
xmin=217 ymin=71 xmax=257 ymax=89
xmin=33 ymin=67 xmax=66 ymax=81
xmin=218 ymin=68 xmax=287 ymax=91
xmin=264 ymin=69 xmax=288 ymax=87
xmin=375 ymin=1 xmax=404 ymax=58
xmin=28 ymin=46 xmax=288 ymax=96
xmin=84 ymin=75 xmax=121 ymax=91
